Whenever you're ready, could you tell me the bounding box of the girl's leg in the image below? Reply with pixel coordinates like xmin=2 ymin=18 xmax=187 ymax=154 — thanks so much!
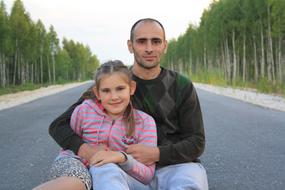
xmin=32 ymin=176 xmax=85 ymax=190
xmin=90 ymin=163 xmax=149 ymax=190
xmin=33 ymin=156 xmax=92 ymax=190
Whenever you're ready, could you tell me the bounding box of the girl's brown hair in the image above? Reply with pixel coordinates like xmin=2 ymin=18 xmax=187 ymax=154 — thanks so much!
xmin=94 ymin=60 xmax=135 ymax=137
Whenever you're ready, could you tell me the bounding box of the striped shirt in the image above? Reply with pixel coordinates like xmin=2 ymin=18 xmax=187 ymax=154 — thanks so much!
xmin=60 ymin=99 xmax=157 ymax=184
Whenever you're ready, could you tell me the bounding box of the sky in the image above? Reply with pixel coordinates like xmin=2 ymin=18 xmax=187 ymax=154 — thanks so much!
xmin=4 ymin=0 xmax=213 ymax=65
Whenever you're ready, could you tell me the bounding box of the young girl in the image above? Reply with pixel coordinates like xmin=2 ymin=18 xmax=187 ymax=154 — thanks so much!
xmin=33 ymin=60 xmax=157 ymax=190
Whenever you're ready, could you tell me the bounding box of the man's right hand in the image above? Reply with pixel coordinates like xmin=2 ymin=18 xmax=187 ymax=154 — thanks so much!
xmin=77 ymin=143 xmax=108 ymax=162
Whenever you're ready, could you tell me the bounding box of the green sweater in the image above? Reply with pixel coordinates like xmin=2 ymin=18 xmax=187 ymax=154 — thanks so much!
xmin=49 ymin=67 xmax=205 ymax=166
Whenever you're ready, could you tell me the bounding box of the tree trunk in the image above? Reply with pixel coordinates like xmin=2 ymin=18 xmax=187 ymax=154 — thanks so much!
xmin=13 ymin=40 xmax=18 ymax=85
xmin=47 ymin=55 xmax=51 ymax=84
xmin=242 ymin=33 xmax=246 ymax=83
xmin=25 ymin=63 xmax=28 ymax=83
xmin=18 ymin=53 xmax=22 ymax=85
xmin=221 ymin=43 xmax=227 ymax=81
xmin=52 ymin=53 xmax=56 ymax=84
xmin=21 ymin=56 xmax=25 ymax=85
xmin=253 ymin=36 xmax=258 ymax=82
xmin=35 ymin=60 xmax=38 ymax=83
xmin=31 ymin=62 xmax=34 ymax=83
xmin=267 ymin=4 xmax=274 ymax=82
xmin=189 ymin=49 xmax=192 ymax=74
xmin=260 ymin=26 xmax=265 ymax=78
xmin=277 ymin=36 xmax=282 ymax=83
xmin=40 ymin=54 xmax=43 ymax=84
xmin=203 ymin=44 xmax=207 ymax=71
xmin=225 ymin=37 xmax=231 ymax=81
xmin=3 ymin=59 xmax=6 ymax=87
xmin=178 ymin=59 xmax=183 ymax=74
xmin=0 ymin=54 xmax=3 ymax=87
xmin=232 ymin=30 xmax=237 ymax=82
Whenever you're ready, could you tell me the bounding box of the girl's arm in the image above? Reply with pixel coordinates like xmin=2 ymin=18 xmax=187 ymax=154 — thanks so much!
xmin=119 ymin=114 xmax=157 ymax=184
xmin=89 ymin=113 xmax=157 ymax=184
xmin=70 ymin=101 xmax=108 ymax=163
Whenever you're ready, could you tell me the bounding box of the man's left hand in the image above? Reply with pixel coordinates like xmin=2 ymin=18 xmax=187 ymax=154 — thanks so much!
xmin=126 ymin=144 xmax=159 ymax=166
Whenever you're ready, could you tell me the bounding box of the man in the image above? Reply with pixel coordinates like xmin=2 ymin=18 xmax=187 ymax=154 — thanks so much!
xmin=49 ymin=18 xmax=208 ymax=190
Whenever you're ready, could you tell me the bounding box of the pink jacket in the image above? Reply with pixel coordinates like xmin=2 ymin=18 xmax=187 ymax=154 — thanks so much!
xmin=60 ymin=99 xmax=157 ymax=184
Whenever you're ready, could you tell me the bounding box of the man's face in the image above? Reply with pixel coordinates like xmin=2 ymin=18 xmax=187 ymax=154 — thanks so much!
xmin=128 ymin=22 xmax=167 ymax=69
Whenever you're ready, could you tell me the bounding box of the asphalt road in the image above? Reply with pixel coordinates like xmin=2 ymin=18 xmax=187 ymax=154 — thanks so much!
xmin=199 ymin=89 xmax=285 ymax=190
xmin=0 ymin=82 xmax=92 ymax=190
xmin=0 ymin=83 xmax=284 ymax=190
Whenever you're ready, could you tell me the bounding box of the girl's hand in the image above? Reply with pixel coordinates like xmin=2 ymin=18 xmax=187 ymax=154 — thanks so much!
xmin=78 ymin=143 xmax=109 ymax=163
xmin=89 ymin=150 xmax=126 ymax=167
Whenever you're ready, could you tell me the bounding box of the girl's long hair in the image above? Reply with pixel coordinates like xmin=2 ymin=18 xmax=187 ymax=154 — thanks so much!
xmin=92 ymin=60 xmax=135 ymax=137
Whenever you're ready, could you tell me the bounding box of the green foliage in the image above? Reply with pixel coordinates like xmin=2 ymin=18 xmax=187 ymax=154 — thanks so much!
xmin=190 ymin=69 xmax=228 ymax=87
xmin=190 ymin=70 xmax=285 ymax=97
xmin=162 ymin=0 xmax=285 ymax=97
xmin=255 ymin=78 xmax=285 ymax=96
xmin=0 ymin=83 xmax=46 ymax=95
xmin=0 ymin=0 xmax=100 ymax=88
xmin=0 ymin=80 xmax=88 ymax=95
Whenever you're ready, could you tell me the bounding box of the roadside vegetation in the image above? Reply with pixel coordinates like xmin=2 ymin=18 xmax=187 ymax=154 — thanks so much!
xmin=0 ymin=79 xmax=79 ymax=96
xmin=0 ymin=0 xmax=99 ymax=95
xmin=1 ymin=0 xmax=284 ymax=97
xmin=161 ymin=0 xmax=285 ymax=97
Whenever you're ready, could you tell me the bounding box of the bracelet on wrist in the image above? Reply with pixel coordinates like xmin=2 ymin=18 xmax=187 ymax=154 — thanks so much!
xmin=120 ymin=151 xmax=128 ymax=162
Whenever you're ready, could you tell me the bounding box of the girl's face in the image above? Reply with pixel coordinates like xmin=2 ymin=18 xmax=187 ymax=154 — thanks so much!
xmin=93 ymin=72 xmax=136 ymax=119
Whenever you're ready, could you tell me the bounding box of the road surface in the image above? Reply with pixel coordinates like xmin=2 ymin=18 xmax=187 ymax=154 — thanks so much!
xmin=0 ymin=82 xmax=284 ymax=189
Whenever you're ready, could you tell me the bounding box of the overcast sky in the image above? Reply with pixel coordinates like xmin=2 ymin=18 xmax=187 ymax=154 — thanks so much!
xmin=4 ymin=0 xmax=212 ymax=64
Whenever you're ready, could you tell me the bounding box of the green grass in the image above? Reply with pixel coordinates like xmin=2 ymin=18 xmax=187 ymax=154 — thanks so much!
xmin=252 ymin=79 xmax=285 ymax=97
xmin=0 ymin=80 xmax=80 ymax=96
xmin=189 ymin=71 xmax=285 ymax=98
xmin=0 ymin=83 xmax=46 ymax=96
xmin=1 ymin=73 xmax=285 ymax=98
xmin=189 ymin=70 xmax=228 ymax=87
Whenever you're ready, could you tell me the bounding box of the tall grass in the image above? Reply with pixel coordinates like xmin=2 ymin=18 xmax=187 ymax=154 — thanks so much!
xmin=0 ymin=83 xmax=47 ymax=96
xmin=189 ymin=70 xmax=285 ymax=97
xmin=0 ymin=80 xmax=80 ymax=96
xmin=189 ymin=69 xmax=227 ymax=86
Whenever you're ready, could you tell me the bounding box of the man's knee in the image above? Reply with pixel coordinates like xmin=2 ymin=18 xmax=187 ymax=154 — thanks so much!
xmin=167 ymin=175 xmax=203 ymax=190
xmin=157 ymin=163 xmax=208 ymax=190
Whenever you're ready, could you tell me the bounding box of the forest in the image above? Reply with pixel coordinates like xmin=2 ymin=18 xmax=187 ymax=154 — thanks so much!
xmin=0 ymin=0 xmax=99 ymax=89
xmin=1 ymin=0 xmax=285 ymax=95
xmin=161 ymin=0 xmax=285 ymax=94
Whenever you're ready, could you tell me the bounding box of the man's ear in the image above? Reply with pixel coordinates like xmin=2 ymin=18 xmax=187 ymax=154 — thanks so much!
xmin=130 ymin=80 xmax=136 ymax=95
xmin=164 ymin=40 xmax=168 ymax=54
xmin=127 ymin=40 xmax=134 ymax=53
xmin=92 ymin=86 xmax=100 ymax=100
